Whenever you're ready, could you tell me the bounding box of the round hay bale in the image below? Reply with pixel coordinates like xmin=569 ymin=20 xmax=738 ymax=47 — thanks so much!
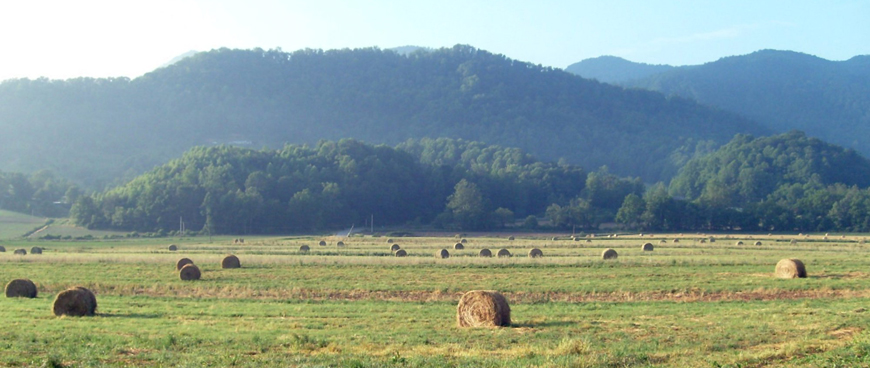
xmin=175 ymin=258 xmax=194 ymax=271
xmin=552 ymin=237 xmax=558 ymax=241
xmin=574 ymin=237 xmax=580 ymax=242
xmin=528 ymin=248 xmax=543 ymax=258
xmin=336 ymin=241 xmax=345 ymax=247
xmin=641 ymin=243 xmax=654 ymax=251
xmin=672 ymin=239 xmax=679 ymax=243
xmin=508 ymin=236 xmax=515 ymax=241
xmin=775 ymin=259 xmax=807 ymax=279
xmin=497 ymin=248 xmax=511 ymax=258
xmin=0 ymin=245 xmax=4 ymax=252
xmin=390 ymin=244 xmax=401 ymax=252
xmin=700 ymin=239 xmax=707 ymax=243
xmin=319 ymin=240 xmax=327 ymax=246
xmin=754 ymin=241 xmax=763 ymax=246
xmin=435 ymin=249 xmax=450 ymax=259
xmin=52 ymin=287 xmax=97 ymax=316
xmin=456 ymin=290 xmax=511 ymax=328
xmin=13 ymin=249 xmax=26 ymax=255
xmin=659 ymin=239 xmax=667 ymax=244
xmin=453 ymin=242 xmax=464 ymax=250
xmin=30 ymin=247 xmax=42 ymax=254
xmin=479 ymin=248 xmax=492 ymax=257
xmin=221 ymin=255 xmax=241 ymax=269
xmin=394 ymin=249 xmax=407 ymax=257
xmin=299 ymin=245 xmax=310 ymax=253
xmin=602 ymin=248 xmax=618 ymax=260
xmin=386 ymin=238 xmax=394 ymax=243
xmin=168 ymin=244 xmax=178 ymax=251
xmin=709 ymin=237 xmax=716 ymax=243
xmin=460 ymin=239 xmax=468 ymax=244
xmin=179 ymin=264 xmax=201 ymax=280
xmin=5 ymin=279 xmax=37 ymax=298
xmin=736 ymin=241 xmax=744 ymax=245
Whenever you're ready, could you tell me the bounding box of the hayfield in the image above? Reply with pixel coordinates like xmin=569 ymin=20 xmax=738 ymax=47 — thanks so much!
xmin=3 ymin=232 xmax=870 ymax=367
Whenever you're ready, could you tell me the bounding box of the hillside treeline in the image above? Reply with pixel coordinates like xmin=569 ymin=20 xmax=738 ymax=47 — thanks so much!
xmin=0 ymin=170 xmax=80 ymax=217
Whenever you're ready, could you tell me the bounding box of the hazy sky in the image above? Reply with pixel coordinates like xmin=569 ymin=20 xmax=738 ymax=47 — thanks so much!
xmin=0 ymin=0 xmax=867 ymax=81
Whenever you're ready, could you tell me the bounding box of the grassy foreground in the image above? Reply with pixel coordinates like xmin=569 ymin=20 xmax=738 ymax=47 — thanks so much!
xmin=3 ymin=233 xmax=870 ymax=367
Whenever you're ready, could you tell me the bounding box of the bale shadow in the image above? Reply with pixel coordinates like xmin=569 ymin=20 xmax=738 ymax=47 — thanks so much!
xmin=97 ymin=313 xmax=161 ymax=319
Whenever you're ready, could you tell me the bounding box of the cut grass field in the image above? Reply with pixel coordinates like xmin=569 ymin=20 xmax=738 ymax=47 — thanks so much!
xmin=3 ymin=233 xmax=870 ymax=367
xmin=0 ymin=209 xmax=46 ymax=239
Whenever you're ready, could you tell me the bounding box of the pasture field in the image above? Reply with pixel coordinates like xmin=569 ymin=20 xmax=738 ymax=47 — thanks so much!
xmin=3 ymin=232 xmax=870 ymax=367
xmin=0 ymin=210 xmax=46 ymax=240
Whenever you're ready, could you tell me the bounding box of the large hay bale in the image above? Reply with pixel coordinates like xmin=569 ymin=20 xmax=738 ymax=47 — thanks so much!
xmin=179 ymin=264 xmax=201 ymax=280
xmin=175 ymin=258 xmax=194 ymax=271
xmin=394 ymin=249 xmax=407 ymax=257
xmin=299 ymin=245 xmax=310 ymax=253
xmin=528 ymin=248 xmax=543 ymax=258
xmin=456 ymin=290 xmax=511 ymax=328
xmin=775 ymin=259 xmax=807 ymax=279
xmin=497 ymin=249 xmax=511 ymax=258
xmin=168 ymin=244 xmax=177 ymax=251
xmin=602 ymin=248 xmax=618 ymax=260
xmin=390 ymin=244 xmax=401 ymax=252
xmin=5 ymin=279 xmax=37 ymax=298
xmin=453 ymin=242 xmax=464 ymax=250
xmin=336 ymin=241 xmax=345 ymax=247
xmin=222 ymin=255 xmax=241 ymax=269
xmin=479 ymin=249 xmax=492 ymax=257
xmin=754 ymin=241 xmax=763 ymax=246
xmin=319 ymin=240 xmax=327 ymax=246
xmin=435 ymin=249 xmax=450 ymax=259
xmin=30 ymin=247 xmax=43 ymax=254
xmin=641 ymin=243 xmax=654 ymax=251
xmin=13 ymin=249 xmax=26 ymax=255
xmin=460 ymin=239 xmax=468 ymax=244
xmin=52 ymin=287 xmax=96 ymax=316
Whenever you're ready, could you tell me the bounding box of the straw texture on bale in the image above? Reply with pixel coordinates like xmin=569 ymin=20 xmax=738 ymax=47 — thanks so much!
xmin=175 ymin=258 xmax=193 ymax=271
xmin=319 ymin=240 xmax=327 ymax=246
xmin=0 ymin=245 xmax=4 ymax=252
xmin=602 ymin=248 xmax=618 ymax=260
xmin=14 ymin=249 xmax=26 ymax=255
xmin=179 ymin=264 xmax=202 ymax=280
xmin=775 ymin=259 xmax=807 ymax=279
xmin=528 ymin=248 xmax=543 ymax=258
xmin=299 ymin=245 xmax=310 ymax=252
xmin=5 ymin=279 xmax=37 ymax=298
xmin=168 ymin=244 xmax=177 ymax=251
xmin=641 ymin=243 xmax=654 ymax=251
xmin=337 ymin=241 xmax=345 ymax=247
xmin=479 ymin=249 xmax=492 ymax=257
xmin=436 ymin=249 xmax=450 ymax=259
xmin=30 ymin=247 xmax=42 ymax=254
xmin=394 ymin=249 xmax=407 ymax=257
xmin=456 ymin=290 xmax=511 ymax=328
xmin=53 ymin=287 xmax=97 ymax=316
xmin=754 ymin=241 xmax=763 ymax=246
xmin=390 ymin=244 xmax=401 ymax=252
xmin=222 ymin=255 xmax=241 ymax=269
xmin=497 ymin=248 xmax=511 ymax=258
xmin=453 ymin=242 xmax=464 ymax=250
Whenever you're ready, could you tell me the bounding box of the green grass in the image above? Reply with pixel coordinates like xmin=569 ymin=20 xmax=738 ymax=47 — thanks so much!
xmin=0 ymin=209 xmax=46 ymax=239
xmin=3 ymin=232 xmax=870 ymax=366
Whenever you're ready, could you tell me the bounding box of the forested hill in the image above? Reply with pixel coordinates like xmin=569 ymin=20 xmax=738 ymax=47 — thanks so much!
xmin=0 ymin=45 xmax=765 ymax=188
xmin=569 ymin=50 xmax=870 ymax=157
xmin=565 ymin=56 xmax=674 ymax=84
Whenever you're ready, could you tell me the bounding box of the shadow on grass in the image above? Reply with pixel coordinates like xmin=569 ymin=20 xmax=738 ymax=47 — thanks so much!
xmin=512 ymin=320 xmax=577 ymax=328
xmin=97 ymin=313 xmax=162 ymax=319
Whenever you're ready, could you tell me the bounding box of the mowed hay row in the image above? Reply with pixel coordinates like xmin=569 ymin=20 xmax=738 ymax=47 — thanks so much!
xmin=457 ymin=290 xmax=511 ymax=328
xmin=222 ymin=255 xmax=241 ymax=269
xmin=775 ymin=259 xmax=807 ymax=279
xmin=179 ymin=264 xmax=202 ymax=280
xmin=5 ymin=279 xmax=38 ymax=298
xmin=53 ymin=286 xmax=97 ymax=317
xmin=176 ymin=258 xmax=194 ymax=271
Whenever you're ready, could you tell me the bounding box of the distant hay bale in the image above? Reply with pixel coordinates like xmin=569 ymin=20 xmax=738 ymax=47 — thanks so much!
xmin=221 ymin=255 xmax=241 ymax=269
xmin=0 ymin=245 xmax=4 ymax=252
xmin=700 ymin=239 xmax=707 ymax=244
xmin=394 ymin=249 xmax=408 ymax=257
xmin=179 ymin=264 xmax=201 ymax=280
xmin=319 ymin=240 xmax=327 ymax=246
xmin=299 ymin=245 xmax=310 ymax=252
xmin=659 ymin=239 xmax=666 ymax=244
xmin=775 ymin=259 xmax=807 ymax=279
xmin=390 ymin=244 xmax=401 ymax=252
xmin=13 ymin=249 xmax=26 ymax=255
xmin=479 ymin=249 xmax=492 ymax=257
xmin=585 ymin=239 xmax=592 ymax=243
xmin=755 ymin=241 xmax=763 ymax=246
xmin=641 ymin=243 xmax=654 ymax=251
xmin=552 ymin=237 xmax=558 ymax=241
xmin=528 ymin=248 xmax=543 ymax=258
xmin=30 ymin=247 xmax=43 ymax=254
xmin=436 ymin=249 xmax=450 ymax=259
xmin=709 ymin=237 xmax=716 ymax=243
xmin=456 ymin=290 xmax=511 ymax=328
xmin=168 ymin=244 xmax=177 ymax=251
xmin=602 ymin=248 xmax=618 ymax=260
xmin=736 ymin=241 xmax=744 ymax=245
xmin=5 ymin=279 xmax=37 ymax=298
xmin=175 ymin=258 xmax=194 ymax=271
xmin=336 ymin=241 xmax=345 ymax=247
xmin=497 ymin=249 xmax=511 ymax=258
xmin=672 ymin=239 xmax=679 ymax=243
xmin=453 ymin=242 xmax=464 ymax=250
xmin=508 ymin=236 xmax=515 ymax=241
xmin=460 ymin=239 xmax=468 ymax=244
xmin=386 ymin=238 xmax=394 ymax=243
xmin=238 ymin=238 xmax=244 ymax=244
xmin=52 ymin=287 xmax=97 ymax=317
xmin=574 ymin=237 xmax=580 ymax=242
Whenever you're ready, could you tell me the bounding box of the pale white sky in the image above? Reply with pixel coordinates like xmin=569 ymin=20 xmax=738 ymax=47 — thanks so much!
xmin=0 ymin=0 xmax=867 ymax=81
